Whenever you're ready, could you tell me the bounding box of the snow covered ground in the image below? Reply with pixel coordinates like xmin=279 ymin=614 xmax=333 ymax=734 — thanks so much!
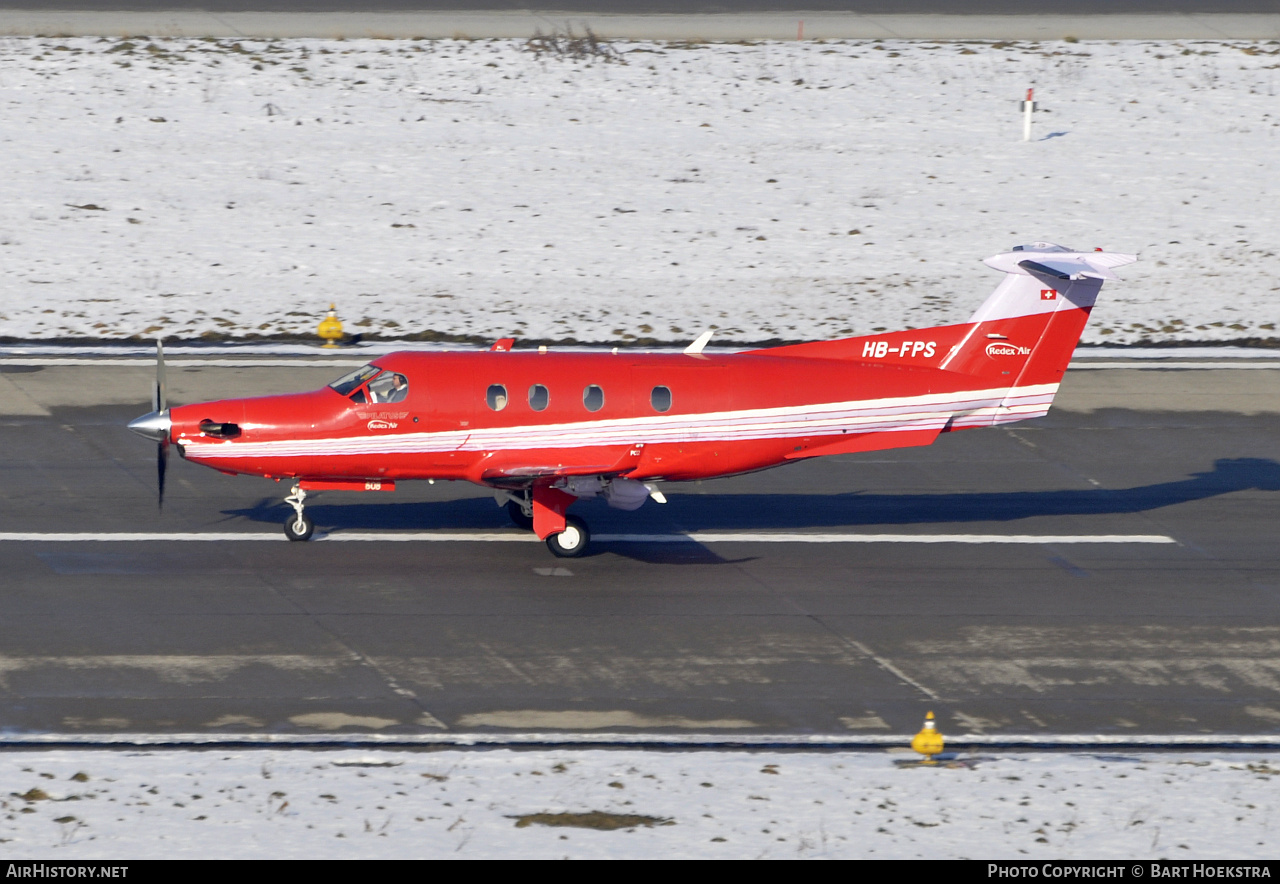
xmin=0 ymin=747 xmax=1276 ymax=859
xmin=0 ymin=35 xmax=1277 ymax=347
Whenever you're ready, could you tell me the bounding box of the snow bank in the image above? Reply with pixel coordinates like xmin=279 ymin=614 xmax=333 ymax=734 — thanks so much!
xmin=0 ymin=36 xmax=1277 ymax=346
xmin=0 ymin=748 xmax=1276 ymax=858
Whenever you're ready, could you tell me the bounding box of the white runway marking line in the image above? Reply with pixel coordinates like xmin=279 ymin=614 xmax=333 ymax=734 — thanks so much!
xmin=0 ymin=532 xmax=1177 ymax=544
xmin=598 ymin=533 xmax=1177 ymax=544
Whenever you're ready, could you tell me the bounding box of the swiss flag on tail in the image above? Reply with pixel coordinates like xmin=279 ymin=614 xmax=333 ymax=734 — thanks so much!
xmin=1040 ymin=289 xmax=1058 ymax=300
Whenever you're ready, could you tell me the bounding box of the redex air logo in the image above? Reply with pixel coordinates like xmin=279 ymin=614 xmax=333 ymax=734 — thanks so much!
xmin=985 ymin=342 xmax=1032 ymax=358
xmin=367 ymin=419 xmax=398 ymax=430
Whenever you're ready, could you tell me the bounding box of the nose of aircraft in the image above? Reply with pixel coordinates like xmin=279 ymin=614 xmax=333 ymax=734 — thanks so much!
xmin=128 ymin=409 xmax=171 ymax=443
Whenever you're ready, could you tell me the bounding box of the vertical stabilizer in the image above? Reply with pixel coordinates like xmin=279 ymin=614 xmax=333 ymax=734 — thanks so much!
xmin=939 ymin=243 xmax=1136 ymax=388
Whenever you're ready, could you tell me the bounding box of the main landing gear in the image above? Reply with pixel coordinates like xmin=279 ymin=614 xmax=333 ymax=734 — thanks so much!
xmin=498 ymin=488 xmax=591 ymax=557
xmin=283 ymin=483 xmax=315 ymax=542
xmin=505 ymin=496 xmax=534 ymax=532
xmin=546 ymin=515 xmax=590 ymax=558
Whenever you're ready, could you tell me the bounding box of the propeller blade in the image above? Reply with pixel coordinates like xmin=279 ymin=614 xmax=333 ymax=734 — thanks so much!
xmin=152 ymin=340 xmax=167 ymax=414
xmin=152 ymin=340 xmax=169 ymax=510
xmin=157 ymin=439 xmax=169 ymax=510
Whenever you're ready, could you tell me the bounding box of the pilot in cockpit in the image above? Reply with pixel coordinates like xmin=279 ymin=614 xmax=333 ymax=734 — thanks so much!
xmin=367 ymin=372 xmax=409 ymax=404
xmin=385 ymin=374 xmax=409 ymax=403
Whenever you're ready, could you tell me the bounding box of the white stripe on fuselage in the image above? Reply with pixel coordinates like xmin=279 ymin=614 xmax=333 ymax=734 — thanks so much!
xmin=181 ymin=383 xmax=1059 ymax=461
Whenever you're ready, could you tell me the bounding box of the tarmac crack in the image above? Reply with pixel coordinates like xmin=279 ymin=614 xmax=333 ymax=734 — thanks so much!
xmin=723 ymin=558 xmax=944 ymax=703
xmin=248 ymin=572 xmax=450 ymax=730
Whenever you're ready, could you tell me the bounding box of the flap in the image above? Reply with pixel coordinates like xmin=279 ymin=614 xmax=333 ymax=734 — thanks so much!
xmin=785 ymin=428 xmax=940 ymax=460
xmin=480 ymin=445 xmax=646 ymax=487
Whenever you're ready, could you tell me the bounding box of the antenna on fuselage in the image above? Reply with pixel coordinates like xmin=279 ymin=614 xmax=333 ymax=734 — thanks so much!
xmin=683 ymin=330 xmax=715 ymax=356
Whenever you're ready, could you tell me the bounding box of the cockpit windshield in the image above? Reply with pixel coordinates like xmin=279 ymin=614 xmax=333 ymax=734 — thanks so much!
xmin=328 ymin=364 xmax=382 ymax=397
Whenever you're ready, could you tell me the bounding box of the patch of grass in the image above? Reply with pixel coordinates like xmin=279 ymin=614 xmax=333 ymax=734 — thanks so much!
xmin=524 ymin=26 xmax=625 ymax=64
xmin=509 ymin=811 xmax=673 ymax=831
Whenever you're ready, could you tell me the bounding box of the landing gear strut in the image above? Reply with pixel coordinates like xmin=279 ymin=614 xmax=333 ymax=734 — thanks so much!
xmin=499 ymin=488 xmax=535 ymax=529
xmin=506 ymin=499 xmax=534 ymax=531
xmin=283 ymin=483 xmax=314 ymax=541
xmin=500 ymin=486 xmax=592 ymax=556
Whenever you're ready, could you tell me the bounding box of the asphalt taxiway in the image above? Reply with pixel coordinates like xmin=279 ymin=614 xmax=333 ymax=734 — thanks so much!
xmin=0 ymin=359 xmax=1277 ymax=741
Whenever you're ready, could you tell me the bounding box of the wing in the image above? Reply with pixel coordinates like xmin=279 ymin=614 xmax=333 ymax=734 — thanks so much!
xmin=478 ymin=444 xmax=646 ymax=489
xmin=784 ymin=428 xmax=940 ymax=460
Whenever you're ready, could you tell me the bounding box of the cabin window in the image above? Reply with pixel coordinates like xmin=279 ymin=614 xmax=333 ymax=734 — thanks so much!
xmin=528 ymin=383 xmax=549 ymax=412
xmin=487 ymin=384 xmax=508 ymax=411
xmin=367 ymin=372 xmax=409 ymax=403
xmin=650 ymin=385 xmax=672 ymax=413
xmin=328 ymin=364 xmax=382 ymax=397
xmin=583 ymin=384 xmax=604 ymax=412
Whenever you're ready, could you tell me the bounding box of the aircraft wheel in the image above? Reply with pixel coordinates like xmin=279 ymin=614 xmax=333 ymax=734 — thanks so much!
xmin=506 ymin=500 xmax=534 ymax=531
xmin=283 ymin=512 xmax=315 ymax=542
xmin=546 ymin=515 xmax=589 ymax=558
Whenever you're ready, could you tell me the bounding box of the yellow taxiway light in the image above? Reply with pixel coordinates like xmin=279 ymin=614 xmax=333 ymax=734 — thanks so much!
xmin=317 ymin=303 xmax=344 ymax=348
xmin=911 ymin=711 xmax=945 ymax=764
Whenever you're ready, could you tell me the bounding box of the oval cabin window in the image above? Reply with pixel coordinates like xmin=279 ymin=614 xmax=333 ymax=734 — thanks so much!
xmin=486 ymin=384 xmax=508 ymax=411
xmin=528 ymin=384 xmax=549 ymax=412
xmin=650 ymin=385 xmax=672 ymax=413
xmin=583 ymin=384 xmax=605 ymax=412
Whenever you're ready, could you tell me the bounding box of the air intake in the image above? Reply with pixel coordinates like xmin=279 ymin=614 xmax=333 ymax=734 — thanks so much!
xmin=199 ymin=419 xmax=241 ymax=439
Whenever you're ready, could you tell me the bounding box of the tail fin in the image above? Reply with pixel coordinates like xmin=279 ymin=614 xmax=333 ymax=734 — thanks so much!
xmin=747 ymin=242 xmax=1136 ymax=401
xmin=938 ymin=243 xmax=1136 ymax=387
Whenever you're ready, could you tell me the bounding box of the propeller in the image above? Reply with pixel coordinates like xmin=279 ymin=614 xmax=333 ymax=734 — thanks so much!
xmin=127 ymin=340 xmax=171 ymax=509
xmin=156 ymin=428 xmax=168 ymax=510
xmin=152 ymin=338 xmax=167 ymax=414
xmin=153 ymin=340 xmax=169 ymax=509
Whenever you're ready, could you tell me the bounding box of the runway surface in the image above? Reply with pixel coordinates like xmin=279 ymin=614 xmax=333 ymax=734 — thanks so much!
xmin=0 ymin=359 xmax=1277 ymax=740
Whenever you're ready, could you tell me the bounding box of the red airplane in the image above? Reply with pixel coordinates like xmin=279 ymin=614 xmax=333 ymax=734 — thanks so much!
xmin=128 ymin=243 xmax=1136 ymax=557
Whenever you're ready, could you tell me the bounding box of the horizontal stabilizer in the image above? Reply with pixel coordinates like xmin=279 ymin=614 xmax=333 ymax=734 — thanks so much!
xmin=985 ymin=244 xmax=1136 ymax=281
xmin=1018 ymin=259 xmax=1072 ymax=280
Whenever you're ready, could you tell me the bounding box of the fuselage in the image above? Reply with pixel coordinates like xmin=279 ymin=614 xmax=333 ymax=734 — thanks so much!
xmin=169 ymin=334 xmax=1056 ymax=488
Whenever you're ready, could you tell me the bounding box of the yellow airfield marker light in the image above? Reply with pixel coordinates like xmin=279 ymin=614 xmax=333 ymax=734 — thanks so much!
xmin=317 ymin=303 xmax=344 ymax=348
xmin=911 ymin=711 xmax=945 ymax=764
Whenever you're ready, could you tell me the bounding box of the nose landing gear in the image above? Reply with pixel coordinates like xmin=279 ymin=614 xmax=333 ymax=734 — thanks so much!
xmin=283 ymin=483 xmax=314 ymax=541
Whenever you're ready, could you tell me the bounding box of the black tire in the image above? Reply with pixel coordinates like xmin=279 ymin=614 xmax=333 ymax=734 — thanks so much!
xmin=284 ymin=512 xmax=315 ymax=542
xmin=506 ymin=499 xmax=534 ymax=531
xmin=546 ymin=515 xmax=589 ymax=558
